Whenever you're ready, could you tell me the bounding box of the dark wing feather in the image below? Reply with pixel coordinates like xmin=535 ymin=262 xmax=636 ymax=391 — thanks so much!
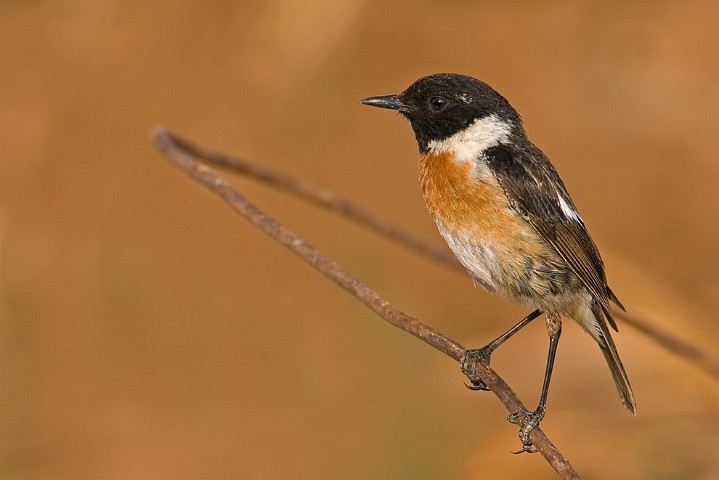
xmin=483 ymin=143 xmax=619 ymax=329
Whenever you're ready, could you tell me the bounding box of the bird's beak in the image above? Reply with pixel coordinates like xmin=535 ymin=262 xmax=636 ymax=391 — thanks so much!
xmin=360 ymin=94 xmax=409 ymax=112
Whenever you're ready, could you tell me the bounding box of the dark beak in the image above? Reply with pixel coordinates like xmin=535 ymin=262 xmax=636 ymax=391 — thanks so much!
xmin=360 ymin=94 xmax=409 ymax=112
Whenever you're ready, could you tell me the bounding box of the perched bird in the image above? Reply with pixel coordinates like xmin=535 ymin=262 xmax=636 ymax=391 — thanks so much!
xmin=361 ymin=73 xmax=635 ymax=452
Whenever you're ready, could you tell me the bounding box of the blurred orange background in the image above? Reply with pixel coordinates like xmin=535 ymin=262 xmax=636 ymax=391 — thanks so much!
xmin=2 ymin=1 xmax=719 ymax=479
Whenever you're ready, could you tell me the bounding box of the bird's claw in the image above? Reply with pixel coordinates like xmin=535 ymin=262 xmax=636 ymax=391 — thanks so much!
xmin=508 ymin=405 xmax=546 ymax=454
xmin=460 ymin=347 xmax=493 ymax=390
xmin=463 ymin=379 xmax=490 ymax=391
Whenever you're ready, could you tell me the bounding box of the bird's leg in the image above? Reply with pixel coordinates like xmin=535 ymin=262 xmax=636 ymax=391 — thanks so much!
xmin=508 ymin=317 xmax=562 ymax=454
xmin=460 ymin=309 xmax=542 ymax=390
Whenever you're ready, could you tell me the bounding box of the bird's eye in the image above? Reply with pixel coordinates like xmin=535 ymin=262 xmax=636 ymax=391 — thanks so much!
xmin=429 ymin=96 xmax=447 ymax=111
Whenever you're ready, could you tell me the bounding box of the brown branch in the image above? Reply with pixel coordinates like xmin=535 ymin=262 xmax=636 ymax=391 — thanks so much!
xmin=618 ymin=310 xmax=719 ymax=378
xmin=169 ymin=133 xmax=457 ymax=268
xmin=171 ymin=131 xmax=719 ymax=382
xmin=151 ymin=126 xmax=581 ymax=479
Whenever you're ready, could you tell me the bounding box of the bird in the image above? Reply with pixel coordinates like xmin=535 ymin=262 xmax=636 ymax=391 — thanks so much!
xmin=361 ymin=73 xmax=635 ymax=452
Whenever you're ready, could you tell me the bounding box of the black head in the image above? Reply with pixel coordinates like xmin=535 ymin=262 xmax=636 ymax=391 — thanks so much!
xmin=361 ymin=73 xmax=522 ymax=152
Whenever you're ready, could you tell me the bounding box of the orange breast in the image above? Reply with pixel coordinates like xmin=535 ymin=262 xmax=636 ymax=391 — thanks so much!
xmin=418 ymin=150 xmax=522 ymax=243
xmin=418 ymin=149 xmax=558 ymax=299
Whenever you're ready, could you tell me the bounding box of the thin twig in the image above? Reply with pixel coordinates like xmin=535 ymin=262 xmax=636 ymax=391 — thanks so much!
xmin=170 ymin=131 xmax=719 ymax=381
xmin=151 ymin=126 xmax=581 ymax=479
xmin=619 ymin=311 xmax=719 ymax=377
xmin=169 ymin=133 xmax=456 ymax=268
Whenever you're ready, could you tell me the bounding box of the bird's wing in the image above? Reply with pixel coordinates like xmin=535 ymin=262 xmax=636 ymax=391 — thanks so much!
xmin=483 ymin=143 xmax=618 ymax=329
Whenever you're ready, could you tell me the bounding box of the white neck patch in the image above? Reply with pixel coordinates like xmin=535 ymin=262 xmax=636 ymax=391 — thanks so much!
xmin=426 ymin=114 xmax=513 ymax=162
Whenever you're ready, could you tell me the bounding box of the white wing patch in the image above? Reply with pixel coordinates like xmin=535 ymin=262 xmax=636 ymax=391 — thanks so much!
xmin=557 ymin=192 xmax=583 ymax=223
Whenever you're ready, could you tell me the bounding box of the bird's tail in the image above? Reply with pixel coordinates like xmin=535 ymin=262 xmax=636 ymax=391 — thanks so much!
xmin=591 ymin=301 xmax=637 ymax=414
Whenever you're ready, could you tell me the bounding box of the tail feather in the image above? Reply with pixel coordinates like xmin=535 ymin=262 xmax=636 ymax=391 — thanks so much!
xmin=591 ymin=301 xmax=636 ymax=414
xmin=604 ymin=286 xmax=625 ymax=331
xmin=608 ymin=286 xmax=626 ymax=312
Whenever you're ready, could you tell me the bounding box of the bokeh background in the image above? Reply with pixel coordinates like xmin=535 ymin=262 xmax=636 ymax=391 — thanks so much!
xmin=2 ymin=1 xmax=719 ymax=479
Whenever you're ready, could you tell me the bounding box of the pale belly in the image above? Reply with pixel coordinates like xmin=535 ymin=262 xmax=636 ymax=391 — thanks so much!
xmin=436 ymin=217 xmax=575 ymax=303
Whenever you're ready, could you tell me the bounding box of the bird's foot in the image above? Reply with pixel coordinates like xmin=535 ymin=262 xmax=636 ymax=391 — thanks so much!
xmin=460 ymin=347 xmax=493 ymax=391
xmin=508 ymin=405 xmax=546 ymax=454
